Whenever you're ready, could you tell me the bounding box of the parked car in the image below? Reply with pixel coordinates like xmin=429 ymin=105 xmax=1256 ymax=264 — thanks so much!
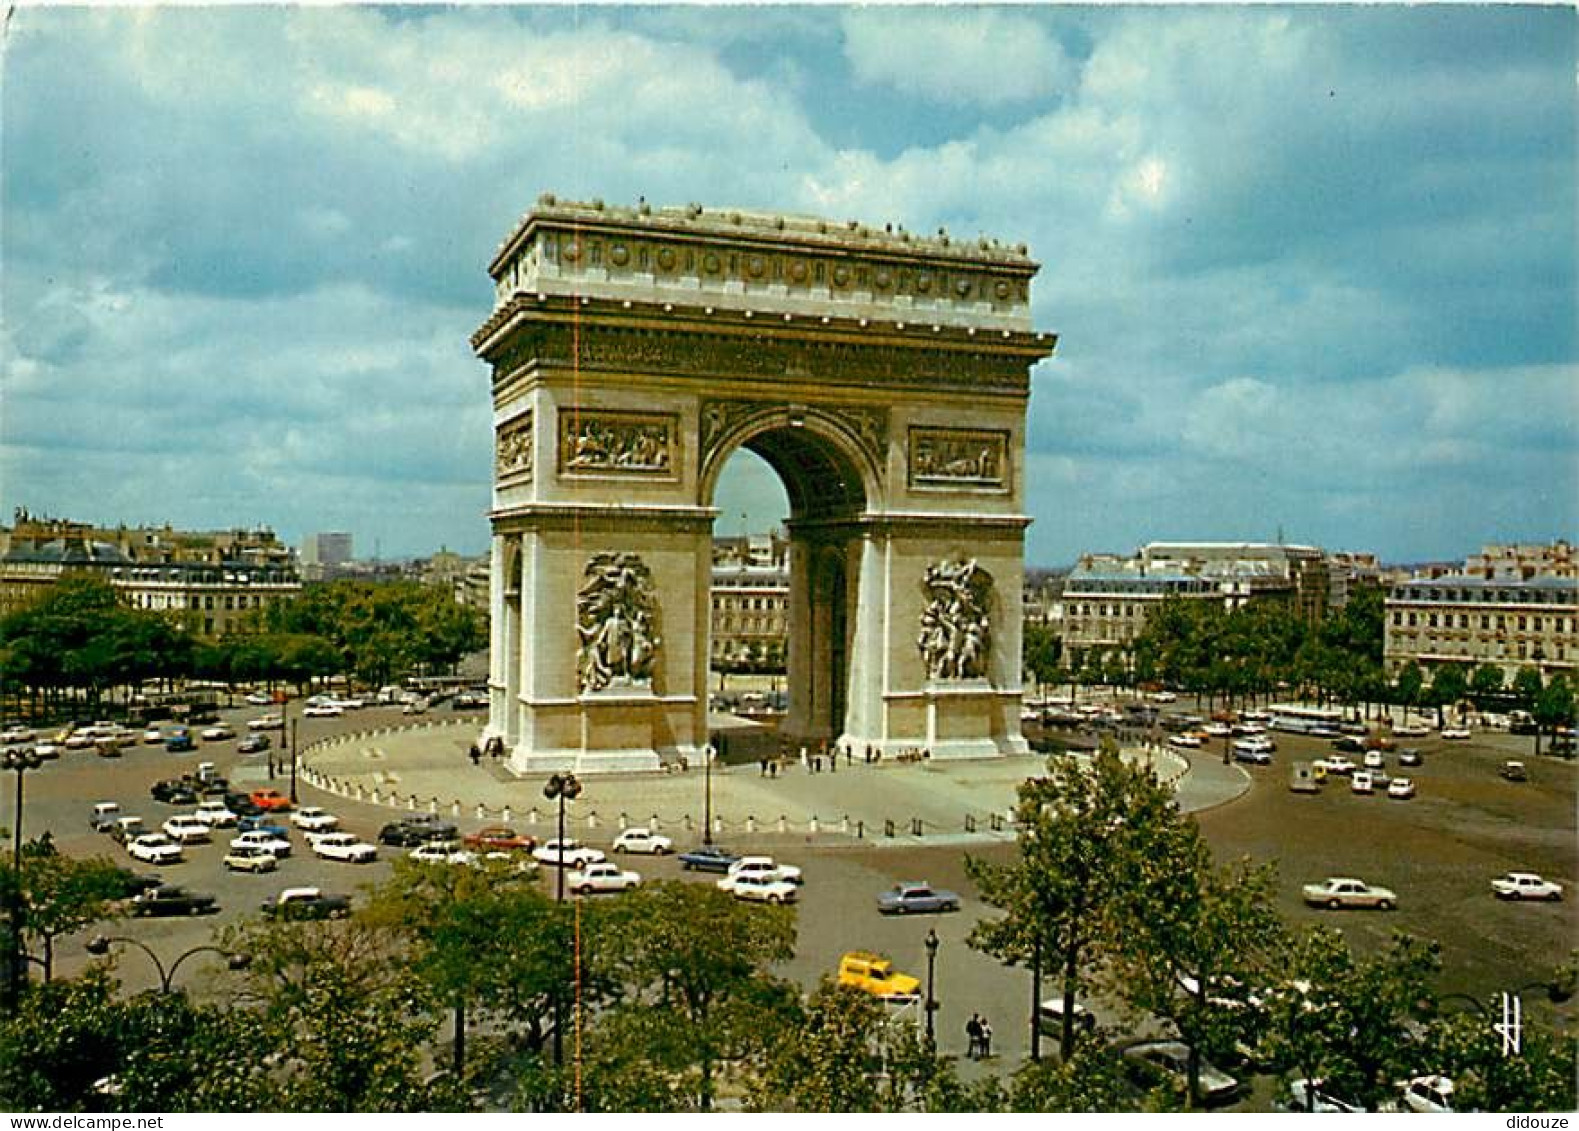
xmin=1121 ymin=1040 xmax=1241 ymax=1106
xmin=1314 ymin=755 xmax=1356 ymax=776
xmin=261 ymin=887 xmax=352 ymax=920
xmin=725 ymin=872 xmax=798 ymax=905
xmin=129 ymin=885 xmax=217 ymax=917
xmin=1387 ymin=777 xmax=1416 ymax=800
xmin=249 ymin=789 xmax=293 ymax=812
xmin=247 ymin=714 xmax=284 ymax=731
xmin=312 ymin=833 xmax=378 ymax=863
xmin=378 ymin=815 xmax=459 ymax=846
xmin=193 ymin=800 xmax=238 ymax=827
xmin=409 ymin=841 xmax=478 ymax=866
xmin=876 ymin=881 xmax=962 ymax=915
xmin=1500 ymin=760 xmax=1529 ymax=782
xmin=1037 ymin=996 xmax=1097 ymax=1036
xmin=1490 ymin=871 xmax=1563 ymax=901
xmin=229 ymin=829 xmax=292 ymax=859
xmin=727 ymin=856 xmax=802 ymax=885
xmin=150 ymin=779 xmax=199 ymax=806
xmin=568 ymin=861 xmax=641 ymax=894
xmin=223 ymin=845 xmax=281 ymax=873
xmin=1441 ymin=727 xmax=1471 ymax=741
xmin=1281 ymin=1078 xmax=1361 ymax=1113
xmin=1362 ymin=749 xmax=1385 ymax=770
xmin=236 ymin=814 xmax=290 ymax=837
xmin=237 ymin=733 xmax=272 ymax=755
xmin=836 ymin=951 xmax=921 ymax=1000
xmin=1 ymin=726 xmax=36 ymax=745
xmin=1301 ymin=877 xmax=1397 ymax=911
xmin=462 ymin=825 xmax=536 ymax=853
xmin=1398 ymin=747 xmax=1423 ymax=766
xmin=1350 ymin=771 xmax=1375 ymax=795
xmin=1400 ymin=1074 xmax=1456 ymax=1114
xmin=245 ymin=691 xmax=274 ymax=706
xmin=1330 ymin=736 xmax=1367 ymax=754
xmin=290 ymin=807 xmax=340 ymax=833
xmin=200 ymin=725 xmax=235 ymax=741
xmin=533 ymin=838 xmax=606 ymax=868
xmin=161 ymin=815 xmax=213 ymax=844
xmin=1393 ymin=722 xmax=1430 ymax=738
xmin=89 ymin=802 xmax=123 ymax=833
xmin=678 ymin=846 xmax=742 ymax=873
xmin=109 ymin=817 xmax=147 ymax=845
xmin=612 ymin=827 xmax=674 ymax=855
xmin=127 ymin=833 xmax=184 ymax=865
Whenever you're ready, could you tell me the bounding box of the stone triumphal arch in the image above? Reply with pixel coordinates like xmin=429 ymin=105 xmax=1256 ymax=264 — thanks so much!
xmin=472 ymin=196 xmax=1055 ymax=773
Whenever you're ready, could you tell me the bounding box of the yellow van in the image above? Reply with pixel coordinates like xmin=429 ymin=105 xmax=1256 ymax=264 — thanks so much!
xmin=836 ymin=951 xmax=922 ymax=1000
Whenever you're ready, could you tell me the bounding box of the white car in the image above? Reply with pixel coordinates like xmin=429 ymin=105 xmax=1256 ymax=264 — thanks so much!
xmin=245 ymin=691 xmax=274 ymax=706
xmin=1301 ymin=877 xmax=1397 ymax=911
xmin=726 ymin=856 xmax=803 ymax=886
xmin=1204 ymin=721 xmax=1232 ymax=738
xmin=248 ymin=714 xmax=284 ymax=731
xmin=142 ymin=727 xmax=165 ymax=745
xmin=1 ymin=726 xmax=36 ymax=745
xmin=532 ymin=839 xmax=606 ymax=868
xmin=720 ymin=872 xmax=798 ymax=905
xmin=303 ymin=703 xmax=343 ymax=718
xmin=1283 ymin=1079 xmax=1360 ymax=1113
xmin=1232 ymin=737 xmax=1274 ymax=764
xmin=230 ymin=830 xmax=292 ymax=858
xmin=1440 ymin=727 xmax=1471 ymax=740
xmin=128 ymin=833 xmax=184 ymax=865
xmin=1393 ymin=722 xmax=1430 ymax=738
xmin=567 ymin=861 xmax=641 ymax=894
xmin=612 ymin=827 xmax=674 ymax=855
xmin=409 ymin=841 xmax=477 ymax=866
xmin=1315 ymin=755 xmax=1356 ymax=776
xmin=290 ymin=807 xmax=340 ymax=833
xmin=1362 ymin=749 xmax=1385 ymax=770
xmin=1400 ymin=1075 xmax=1456 ymax=1114
xmin=312 ymin=833 xmax=378 ymax=863
xmin=200 ymin=725 xmax=235 ymax=741
xmin=1387 ymin=777 xmax=1415 ymax=800
xmin=192 ymin=800 xmax=238 ymax=827
xmin=1491 ymin=871 xmax=1563 ymax=901
xmin=161 ymin=815 xmax=213 ymax=844
xmin=1350 ymin=771 xmax=1374 ymax=795
xmin=1168 ymin=733 xmax=1203 ymax=748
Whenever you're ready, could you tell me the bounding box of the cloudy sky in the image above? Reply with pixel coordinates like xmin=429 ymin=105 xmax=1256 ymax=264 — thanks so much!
xmin=3 ymin=3 xmax=1574 ymax=566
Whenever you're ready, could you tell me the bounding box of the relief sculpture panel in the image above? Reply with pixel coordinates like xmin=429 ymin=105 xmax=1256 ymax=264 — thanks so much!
xmin=909 ymin=427 xmax=1008 ymax=490
xmin=918 ymin=558 xmax=994 ymax=681
xmin=577 ymin=552 xmax=661 ymax=693
xmin=495 ymin=411 xmax=533 ymax=481
xmin=559 ymin=410 xmax=675 ymax=476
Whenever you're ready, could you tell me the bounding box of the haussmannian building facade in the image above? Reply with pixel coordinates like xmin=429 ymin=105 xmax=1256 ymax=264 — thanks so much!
xmin=1384 ymin=541 xmax=1578 ymax=681
xmin=710 ymin=534 xmax=790 ymax=671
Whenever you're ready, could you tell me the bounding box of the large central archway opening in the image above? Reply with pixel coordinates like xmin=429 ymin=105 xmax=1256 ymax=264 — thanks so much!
xmin=706 ymin=419 xmax=874 ymax=749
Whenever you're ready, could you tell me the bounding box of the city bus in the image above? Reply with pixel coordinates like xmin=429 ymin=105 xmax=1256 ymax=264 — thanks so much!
xmin=1268 ymin=703 xmax=1345 ymax=736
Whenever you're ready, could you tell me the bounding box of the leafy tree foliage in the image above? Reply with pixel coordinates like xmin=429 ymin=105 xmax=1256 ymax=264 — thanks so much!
xmin=1424 ymin=1006 xmax=1577 ymax=1112
xmin=12 ymin=836 xmax=129 ymax=981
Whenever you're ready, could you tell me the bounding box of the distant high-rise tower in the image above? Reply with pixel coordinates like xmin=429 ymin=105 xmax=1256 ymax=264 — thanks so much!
xmin=301 ymin=532 xmax=353 ymax=580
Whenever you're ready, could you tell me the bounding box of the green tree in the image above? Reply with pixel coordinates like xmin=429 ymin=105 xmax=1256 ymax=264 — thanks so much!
xmin=1394 ymin=662 xmax=1425 ymax=720
xmin=592 ymin=880 xmax=797 ymax=1111
xmin=1022 ymin=623 xmax=1061 ymax=696
xmin=967 ymin=746 xmax=1185 ymax=1063
xmin=1532 ymin=673 xmax=1575 ymax=758
xmin=14 ymin=838 xmax=128 ymax=981
xmin=1469 ymin=662 xmax=1505 ymax=705
xmin=1510 ymin=665 xmax=1544 ymax=710
xmin=1424 ymin=1004 xmax=1576 ymax=1112
xmin=1428 ymin=663 xmax=1469 ymax=727
xmin=1008 ymin=1042 xmax=1148 ymax=1111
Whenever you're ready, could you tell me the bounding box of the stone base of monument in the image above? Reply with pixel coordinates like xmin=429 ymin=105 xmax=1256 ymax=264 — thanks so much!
xmin=503 ymin=686 xmax=668 ymax=774
xmin=921 ymin=679 xmax=1029 ymax=760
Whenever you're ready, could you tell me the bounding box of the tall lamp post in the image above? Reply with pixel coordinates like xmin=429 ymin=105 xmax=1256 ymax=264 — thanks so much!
xmin=543 ymin=771 xmax=582 ymax=1070
xmin=4 ymin=748 xmax=43 ymax=1008
xmin=84 ymin=935 xmax=249 ymax=994
xmin=923 ymin=928 xmax=940 ymax=1049
xmin=288 ymin=717 xmax=300 ymax=804
xmin=703 ymin=742 xmax=715 ymax=846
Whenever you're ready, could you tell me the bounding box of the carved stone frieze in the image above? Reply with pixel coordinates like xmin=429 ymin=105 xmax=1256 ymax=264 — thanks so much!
xmin=495 ymin=411 xmax=533 ymax=481
xmin=918 ymin=558 xmax=994 ymax=681
xmin=700 ymin=398 xmax=888 ymax=472
xmin=909 ymin=427 xmax=1009 ymax=490
xmin=577 ymin=552 xmax=660 ymax=693
xmin=558 ymin=410 xmax=675 ymax=476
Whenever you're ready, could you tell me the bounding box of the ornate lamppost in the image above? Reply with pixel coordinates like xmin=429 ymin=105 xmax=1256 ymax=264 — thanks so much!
xmin=4 ymin=747 xmax=43 ymax=1008
xmin=543 ymin=771 xmax=581 ymax=1070
xmin=703 ymin=742 xmax=715 ymax=846
xmin=84 ymin=935 xmax=250 ymax=994
xmin=923 ymin=928 xmax=940 ymax=1049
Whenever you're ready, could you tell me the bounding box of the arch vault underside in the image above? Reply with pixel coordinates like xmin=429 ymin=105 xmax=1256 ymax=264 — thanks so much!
xmin=472 ymin=197 xmax=1055 ymax=773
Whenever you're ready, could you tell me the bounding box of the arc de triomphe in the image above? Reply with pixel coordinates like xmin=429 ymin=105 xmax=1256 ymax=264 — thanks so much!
xmin=472 ymin=196 xmax=1055 ymax=773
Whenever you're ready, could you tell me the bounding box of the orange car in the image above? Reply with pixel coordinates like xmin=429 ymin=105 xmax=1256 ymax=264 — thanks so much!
xmin=249 ymin=788 xmax=293 ymax=812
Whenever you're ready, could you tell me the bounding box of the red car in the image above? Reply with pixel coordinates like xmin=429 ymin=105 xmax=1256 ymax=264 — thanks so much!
xmin=250 ymin=789 xmax=293 ymax=812
xmin=463 ymin=825 xmax=536 ymax=852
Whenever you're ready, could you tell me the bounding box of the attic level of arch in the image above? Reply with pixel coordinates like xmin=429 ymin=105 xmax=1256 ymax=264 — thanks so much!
xmin=474 ymin=294 xmax=1052 ymax=397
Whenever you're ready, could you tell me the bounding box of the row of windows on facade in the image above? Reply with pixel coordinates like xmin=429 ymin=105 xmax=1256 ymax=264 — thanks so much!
xmin=1395 ymin=639 xmax=1566 ymax=662
xmin=1391 ymin=610 xmax=1573 ymax=633
xmin=1395 ymin=586 xmax=1574 ymax=605
xmin=714 ymin=596 xmax=787 ymax=613
xmin=130 ymin=591 xmax=277 ymax=612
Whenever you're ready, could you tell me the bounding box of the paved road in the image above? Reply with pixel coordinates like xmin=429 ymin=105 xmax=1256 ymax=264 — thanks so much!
xmin=10 ymin=697 xmax=1575 ymax=1107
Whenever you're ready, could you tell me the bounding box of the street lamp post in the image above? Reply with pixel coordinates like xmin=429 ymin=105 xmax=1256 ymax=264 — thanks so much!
xmin=923 ymin=928 xmax=940 ymax=1049
xmin=288 ymin=717 xmax=300 ymax=804
xmin=543 ymin=771 xmax=582 ymax=1071
xmin=703 ymin=742 xmax=714 ymax=846
xmin=84 ymin=935 xmax=250 ymax=994
xmin=4 ymin=748 xmax=43 ymax=1009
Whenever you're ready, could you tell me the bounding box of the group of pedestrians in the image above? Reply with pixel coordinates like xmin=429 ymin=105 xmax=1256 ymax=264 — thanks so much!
xmin=965 ymin=1012 xmax=993 ymax=1059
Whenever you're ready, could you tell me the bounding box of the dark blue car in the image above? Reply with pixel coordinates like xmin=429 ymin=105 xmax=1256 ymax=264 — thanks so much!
xmin=678 ymin=846 xmax=742 ymax=873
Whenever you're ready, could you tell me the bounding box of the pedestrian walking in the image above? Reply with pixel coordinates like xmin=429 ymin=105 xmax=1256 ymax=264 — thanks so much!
xmin=965 ymin=1013 xmax=983 ymax=1059
xmin=979 ymin=1016 xmax=993 ymax=1059
xmin=469 ymin=743 xmax=481 ymax=766
xmin=759 ymin=757 xmax=768 ymax=777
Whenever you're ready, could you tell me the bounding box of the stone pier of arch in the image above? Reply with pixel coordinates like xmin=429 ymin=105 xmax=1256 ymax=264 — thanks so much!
xmin=470 ymin=197 xmax=1056 ymax=775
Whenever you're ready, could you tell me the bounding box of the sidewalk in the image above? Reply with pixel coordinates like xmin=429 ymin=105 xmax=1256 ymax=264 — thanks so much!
xmin=298 ymin=720 xmax=1251 ymax=850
